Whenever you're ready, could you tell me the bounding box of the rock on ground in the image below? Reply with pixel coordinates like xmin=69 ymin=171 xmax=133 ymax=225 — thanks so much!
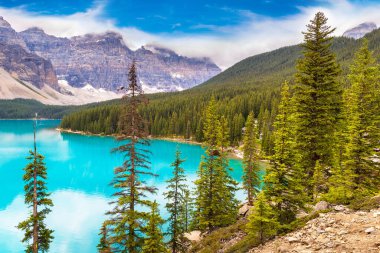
xmin=184 ymin=230 xmax=202 ymax=242
xmin=249 ymin=208 xmax=380 ymax=253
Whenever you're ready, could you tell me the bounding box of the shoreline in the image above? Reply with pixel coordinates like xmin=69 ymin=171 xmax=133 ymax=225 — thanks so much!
xmin=57 ymin=128 xmax=243 ymax=160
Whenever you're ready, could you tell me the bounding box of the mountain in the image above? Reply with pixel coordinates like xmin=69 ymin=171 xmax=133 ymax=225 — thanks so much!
xmin=0 ymin=17 xmax=58 ymax=90
xmin=343 ymin=22 xmax=377 ymax=39
xmin=19 ymin=27 xmax=221 ymax=92
xmin=0 ymin=16 xmax=220 ymax=105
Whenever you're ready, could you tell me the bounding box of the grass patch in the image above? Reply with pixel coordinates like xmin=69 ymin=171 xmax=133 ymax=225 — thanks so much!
xmin=225 ymin=235 xmax=260 ymax=253
xmin=190 ymin=220 xmax=247 ymax=253
xmin=349 ymin=195 xmax=380 ymax=211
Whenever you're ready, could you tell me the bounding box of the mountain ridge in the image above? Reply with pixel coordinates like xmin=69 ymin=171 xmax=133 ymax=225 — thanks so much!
xmin=0 ymin=16 xmax=221 ymax=104
xmin=19 ymin=23 xmax=221 ymax=92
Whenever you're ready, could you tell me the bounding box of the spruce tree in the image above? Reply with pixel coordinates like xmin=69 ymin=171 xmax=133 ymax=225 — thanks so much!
xmin=17 ymin=116 xmax=54 ymax=253
xmin=104 ymin=61 xmax=157 ymax=252
xmin=194 ymin=97 xmax=238 ymax=232
xmin=293 ymin=12 xmax=342 ymax=195
xmin=142 ymin=201 xmax=167 ymax=253
xmin=339 ymin=39 xmax=380 ymax=197
xmin=246 ymin=193 xmax=279 ymax=245
xmin=264 ymin=82 xmax=305 ymax=224
xmin=164 ymin=148 xmax=188 ymax=253
xmin=242 ymin=112 xmax=260 ymax=205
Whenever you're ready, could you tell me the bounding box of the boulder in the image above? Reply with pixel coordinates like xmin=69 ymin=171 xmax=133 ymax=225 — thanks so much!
xmin=238 ymin=203 xmax=252 ymax=216
xmin=184 ymin=230 xmax=202 ymax=242
xmin=286 ymin=236 xmax=299 ymax=243
xmin=314 ymin=201 xmax=330 ymax=212
xmin=333 ymin=205 xmax=346 ymax=212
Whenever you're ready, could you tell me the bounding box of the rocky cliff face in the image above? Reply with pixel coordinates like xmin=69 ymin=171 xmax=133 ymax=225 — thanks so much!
xmin=343 ymin=22 xmax=377 ymax=39
xmin=20 ymin=28 xmax=221 ymax=92
xmin=0 ymin=17 xmax=58 ymax=89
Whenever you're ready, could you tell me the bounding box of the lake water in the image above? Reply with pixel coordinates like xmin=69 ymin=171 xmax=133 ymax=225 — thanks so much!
xmin=0 ymin=120 xmax=245 ymax=253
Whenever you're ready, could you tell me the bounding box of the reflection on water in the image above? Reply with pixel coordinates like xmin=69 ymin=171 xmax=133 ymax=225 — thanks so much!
xmin=0 ymin=120 xmax=244 ymax=252
xmin=0 ymin=191 xmax=108 ymax=253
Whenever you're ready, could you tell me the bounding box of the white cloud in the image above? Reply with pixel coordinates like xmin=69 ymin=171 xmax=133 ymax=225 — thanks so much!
xmin=0 ymin=0 xmax=380 ymax=69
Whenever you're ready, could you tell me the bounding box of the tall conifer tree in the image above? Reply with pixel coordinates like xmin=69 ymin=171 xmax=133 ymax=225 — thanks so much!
xmin=242 ymin=112 xmax=260 ymax=205
xmin=17 ymin=115 xmax=54 ymax=253
xmin=104 ymin=61 xmax=157 ymax=253
xmin=194 ymin=97 xmax=238 ymax=232
xmin=246 ymin=193 xmax=279 ymax=245
xmin=293 ymin=12 xmax=342 ymax=195
xmin=264 ymin=82 xmax=305 ymax=224
xmin=164 ymin=148 xmax=188 ymax=253
xmin=330 ymin=40 xmax=380 ymax=200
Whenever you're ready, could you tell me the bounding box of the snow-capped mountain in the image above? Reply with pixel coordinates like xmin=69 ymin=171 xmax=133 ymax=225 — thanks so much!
xmin=343 ymin=22 xmax=377 ymax=39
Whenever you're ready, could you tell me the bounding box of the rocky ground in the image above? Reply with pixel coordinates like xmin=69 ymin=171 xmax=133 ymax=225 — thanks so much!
xmin=249 ymin=206 xmax=380 ymax=253
xmin=188 ymin=199 xmax=380 ymax=253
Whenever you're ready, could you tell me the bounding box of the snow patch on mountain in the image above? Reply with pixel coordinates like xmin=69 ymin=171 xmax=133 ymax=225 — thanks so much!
xmin=343 ymin=22 xmax=377 ymax=39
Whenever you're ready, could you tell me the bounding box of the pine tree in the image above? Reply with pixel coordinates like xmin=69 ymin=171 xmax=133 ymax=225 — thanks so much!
xmin=242 ymin=112 xmax=260 ymax=205
xmin=264 ymin=82 xmax=306 ymax=224
xmin=17 ymin=116 xmax=54 ymax=253
xmin=293 ymin=12 xmax=342 ymax=195
xmin=194 ymin=98 xmax=239 ymax=232
xmin=340 ymin=39 xmax=380 ymax=197
xmin=246 ymin=193 xmax=279 ymax=245
xmin=104 ymin=61 xmax=157 ymax=253
xmin=164 ymin=148 xmax=188 ymax=253
xmin=97 ymin=222 xmax=112 ymax=253
xmin=142 ymin=201 xmax=167 ymax=253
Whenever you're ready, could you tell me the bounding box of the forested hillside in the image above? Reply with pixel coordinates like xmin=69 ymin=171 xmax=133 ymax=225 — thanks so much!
xmin=45 ymin=27 xmax=380 ymax=151
xmin=0 ymin=99 xmax=119 ymax=119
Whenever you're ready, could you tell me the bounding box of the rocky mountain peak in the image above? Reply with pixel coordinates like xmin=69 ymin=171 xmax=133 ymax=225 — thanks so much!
xmin=0 ymin=17 xmax=28 ymax=50
xmin=0 ymin=16 xmax=12 ymax=29
xmin=22 ymin=27 xmax=46 ymax=34
xmin=343 ymin=22 xmax=377 ymax=39
xmin=72 ymin=31 xmax=126 ymax=46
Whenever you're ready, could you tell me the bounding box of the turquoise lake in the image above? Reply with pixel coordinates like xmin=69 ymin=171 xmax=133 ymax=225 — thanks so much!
xmin=0 ymin=120 xmax=244 ymax=253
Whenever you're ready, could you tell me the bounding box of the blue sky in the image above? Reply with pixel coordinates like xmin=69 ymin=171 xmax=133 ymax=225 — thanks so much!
xmin=0 ymin=0 xmax=379 ymax=68
xmin=0 ymin=0 xmax=326 ymax=34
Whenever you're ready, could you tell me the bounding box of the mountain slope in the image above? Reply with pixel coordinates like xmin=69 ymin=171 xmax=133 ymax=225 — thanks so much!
xmin=0 ymin=66 xmax=121 ymax=105
xmin=199 ymin=27 xmax=380 ymax=91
